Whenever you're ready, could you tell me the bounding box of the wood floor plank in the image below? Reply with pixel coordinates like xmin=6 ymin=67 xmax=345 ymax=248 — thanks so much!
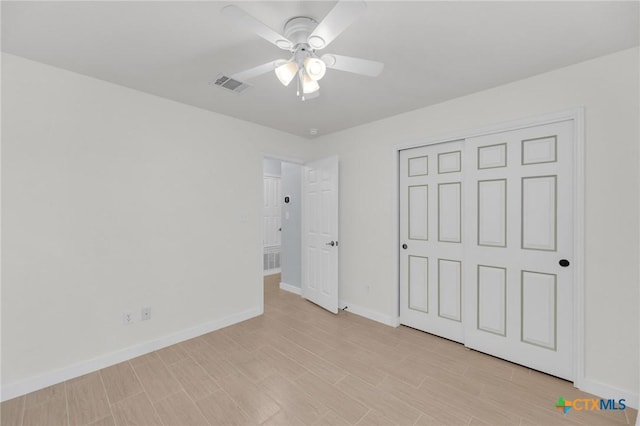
xmin=196 ymin=389 xmax=253 ymax=426
xmin=337 ymin=374 xmax=421 ymax=425
xmin=168 ymin=357 xmax=220 ymax=402
xmin=66 ymin=372 xmax=111 ymax=426
xmin=24 ymin=383 xmax=65 ymax=409
xmin=100 ymin=362 xmax=143 ymax=404
xmin=261 ymin=408 xmax=305 ymax=426
xmin=217 ymin=372 xmax=281 ymax=424
xmin=111 ymin=391 xmax=163 ymax=426
xmin=131 ymin=356 xmax=183 ymax=403
xmin=1 ymin=396 xmax=25 ymax=426
xmin=419 ymin=380 xmax=520 ymax=425
xmin=192 ymin=353 xmax=238 ymax=382
xmin=355 ymin=410 xmax=398 ymax=426
xmin=88 ymin=415 xmax=116 ymax=426
xmin=269 ymin=334 xmax=348 ymax=384
xmin=22 ymin=383 xmax=67 ymax=426
xmin=230 ymin=351 xmax=280 ymax=384
xmin=377 ymin=375 xmax=471 ymax=425
xmin=153 ymin=390 xmax=208 ymax=426
xmin=281 ymin=327 xmax=337 ymax=356
xmin=311 ymin=410 xmax=351 ymax=426
xmin=257 ymin=375 xmax=329 ymax=425
xmin=295 ymin=372 xmax=368 ymax=424
xmin=257 ymin=344 xmax=308 ymax=381
xmin=320 ymin=347 xmax=387 ymax=387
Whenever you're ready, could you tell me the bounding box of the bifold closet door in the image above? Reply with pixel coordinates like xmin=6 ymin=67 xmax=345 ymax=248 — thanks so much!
xmin=463 ymin=120 xmax=574 ymax=380
xmin=399 ymin=140 xmax=465 ymax=343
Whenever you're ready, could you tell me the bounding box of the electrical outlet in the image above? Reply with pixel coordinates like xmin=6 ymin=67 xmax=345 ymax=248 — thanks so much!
xmin=122 ymin=312 xmax=133 ymax=325
xmin=141 ymin=307 xmax=151 ymax=321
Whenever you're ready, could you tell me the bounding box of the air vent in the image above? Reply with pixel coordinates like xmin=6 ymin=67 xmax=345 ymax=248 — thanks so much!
xmin=211 ymin=74 xmax=251 ymax=94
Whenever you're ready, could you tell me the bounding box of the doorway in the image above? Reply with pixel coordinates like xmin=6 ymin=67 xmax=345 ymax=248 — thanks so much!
xmin=262 ymin=156 xmax=341 ymax=314
xmin=262 ymin=158 xmax=303 ymax=295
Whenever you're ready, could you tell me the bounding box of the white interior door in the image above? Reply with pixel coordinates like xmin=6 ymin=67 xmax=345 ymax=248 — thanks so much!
xmin=399 ymin=140 xmax=465 ymax=343
xmin=464 ymin=120 xmax=574 ymax=380
xmin=302 ymin=156 xmax=339 ymax=314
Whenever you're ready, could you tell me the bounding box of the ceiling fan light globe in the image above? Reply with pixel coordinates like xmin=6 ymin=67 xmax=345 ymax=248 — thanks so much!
xmin=303 ymin=57 xmax=327 ymax=81
xmin=275 ymin=61 xmax=299 ymax=86
xmin=302 ymin=73 xmax=320 ymax=94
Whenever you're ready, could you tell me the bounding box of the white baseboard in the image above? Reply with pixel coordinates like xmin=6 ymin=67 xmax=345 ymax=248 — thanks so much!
xmin=279 ymin=282 xmax=301 ymax=295
xmin=339 ymin=300 xmax=399 ymax=327
xmin=579 ymin=378 xmax=639 ymax=410
xmin=1 ymin=307 xmax=261 ymax=402
xmin=263 ymin=268 xmax=281 ymax=276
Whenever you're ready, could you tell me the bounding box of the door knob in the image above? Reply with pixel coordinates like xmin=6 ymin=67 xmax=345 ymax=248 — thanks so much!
xmin=326 ymin=241 xmax=335 ymax=247
xmin=559 ymin=259 xmax=570 ymax=267
xmin=402 ymin=244 xmax=408 ymax=249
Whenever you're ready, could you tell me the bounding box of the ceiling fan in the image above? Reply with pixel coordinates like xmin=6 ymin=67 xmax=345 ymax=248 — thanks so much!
xmin=221 ymin=0 xmax=384 ymax=100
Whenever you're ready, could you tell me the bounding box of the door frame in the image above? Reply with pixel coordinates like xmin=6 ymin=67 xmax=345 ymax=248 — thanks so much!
xmin=260 ymin=154 xmax=305 ymax=314
xmin=391 ymin=108 xmax=585 ymax=387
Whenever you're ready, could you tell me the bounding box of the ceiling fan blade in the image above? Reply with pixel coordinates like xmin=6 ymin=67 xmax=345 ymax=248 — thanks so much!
xmin=307 ymin=0 xmax=367 ymax=49
xmin=231 ymin=60 xmax=286 ymax=81
xmin=321 ymin=54 xmax=384 ymax=77
xmin=221 ymin=5 xmax=293 ymax=50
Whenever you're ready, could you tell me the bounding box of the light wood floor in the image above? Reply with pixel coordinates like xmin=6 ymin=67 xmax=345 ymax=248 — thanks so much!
xmin=2 ymin=274 xmax=637 ymax=426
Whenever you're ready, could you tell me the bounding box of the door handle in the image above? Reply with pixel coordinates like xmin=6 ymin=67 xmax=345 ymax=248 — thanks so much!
xmin=402 ymin=244 xmax=408 ymax=249
xmin=559 ymin=259 xmax=570 ymax=267
xmin=326 ymin=241 xmax=335 ymax=247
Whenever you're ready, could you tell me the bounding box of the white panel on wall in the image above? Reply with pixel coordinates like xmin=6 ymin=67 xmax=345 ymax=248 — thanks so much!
xmin=438 ymin=151 xmax=461 ymax=173
xmin=478 ymin=143 xmax=507 ymax=169
xmin=478 ymin=179 xmax=507 ymax=247
xmin=408 ymin=156 xmax=428 ymax=176
xmin=477 ymin=265 xmax=506 ymax=336
xmin=522 ymin=136 xmax=557 ymax=165
xmin=522 ymin=176 xmax=557 ymax=251
xmin=409 ymin=185 xmax=429 ymax=240
xmin=409 ymin=256 xmax=429 ymax=313
xmin=438 ymin=182 xmax=461 ymax=243
xmin=521 ymin=271 xmax=557 ymax=350
xmin=438 ymin=259 xmax=461 ymax=321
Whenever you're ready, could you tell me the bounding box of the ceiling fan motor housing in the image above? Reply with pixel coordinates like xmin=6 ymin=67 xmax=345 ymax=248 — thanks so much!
xmin=283 ymin=17 xmax=318 ymax=49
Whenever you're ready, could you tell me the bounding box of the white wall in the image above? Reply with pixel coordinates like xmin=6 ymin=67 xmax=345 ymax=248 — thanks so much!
xmin=311 ymin=48 xmax=639 ymax=403
xmin=263 ymin=158 xmax=281 ymax=177
xmin=1 ymin=53 xmax=311 ymax=398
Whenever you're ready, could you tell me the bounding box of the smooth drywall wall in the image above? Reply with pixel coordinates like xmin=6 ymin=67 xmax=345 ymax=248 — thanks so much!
xmin=281 ymin=162 xmax=302 ymax=289
xmin=263 ymin=158 xmax=281 ymax=177
xmin=1 ymin=53 xmax=311 ymax=395
xmin=311 ymin=48 xmax=639 ymax=402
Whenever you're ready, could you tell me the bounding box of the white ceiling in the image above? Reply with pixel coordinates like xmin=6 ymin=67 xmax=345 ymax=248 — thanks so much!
xmin=2 ymin=1 xmax=638 ymax=138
